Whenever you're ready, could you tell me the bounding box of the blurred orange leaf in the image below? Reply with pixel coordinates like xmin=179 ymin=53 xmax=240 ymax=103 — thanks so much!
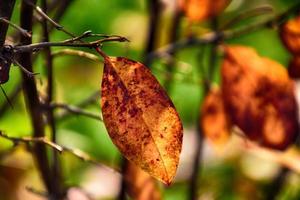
xmin=201 ymin=86 xmax=230 ymax=151
xmin=221 ymin=45 xmax=299 ymax=150
xmin=101 ymin=57 xmax=183 ymax=185
xmin=124 ymin=161 xmax=161 ymax=200
xmin=280 ymin=15 xmax=300 ymax=55
xmin=179 ymin=0 xmax=230 ymax=22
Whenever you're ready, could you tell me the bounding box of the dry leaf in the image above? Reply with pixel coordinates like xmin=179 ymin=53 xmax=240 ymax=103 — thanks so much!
xmin=124 ymin=161 xmax=161 ymax=200
xmin=179 ymin=0 xmax=230 ymax=22
xmin=221 ymin=45 xmax=299 ymax=150
xmin=201 ymin=86 xmax=230 ymax=151
xmin=288 ymin=56 xmax=300 ymax=79
xmin=280 ymin=15 xmax=300 ymax=55
xmin=101 ymin=57 xmax=183 ymax=184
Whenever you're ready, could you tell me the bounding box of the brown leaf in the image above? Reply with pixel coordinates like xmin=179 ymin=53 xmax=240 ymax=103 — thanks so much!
xmin=280 ymin=15 xmax=300 ymax=55
xmin=179 ymin=0 xmax=230 ymax=22
xmin=101 ymin=57 xmax=183 ymax=184
xmin=221 ymin=45 xmax=299 ymax=150
xmin=201 ymin=86 xmax=230 ymax=151
xmin=124 ymin=161 xmax=161 ymax=200
xmin=288 ymin=56 xmax=300 ymax=79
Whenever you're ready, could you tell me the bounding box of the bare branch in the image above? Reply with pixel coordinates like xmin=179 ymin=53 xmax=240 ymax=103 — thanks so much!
xmin=0 ymin=18 xmax=31 ymax=38
xmin=13 ymin=35 xmax=128 ymax=53
xmin=24 ymin=0 xmax=63 ymax=29
xmin=52 ymin=49 xmax=100 ymax=62
xmin=49 ymin=102 xmax=103 ymax=121
xmin=0 ymin=131 xmax=117 ymax=172
xmin=0 ymin=0 xmax=16 ymax=46
xmin=221 ymin=5 xmax=274 ymax=30
xmin=0 ymin=83 xmax=22 ymax=118
xmin=12 ymin=59 xmax=39 ymax=77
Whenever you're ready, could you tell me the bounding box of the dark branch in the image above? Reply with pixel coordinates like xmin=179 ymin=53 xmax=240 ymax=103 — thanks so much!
xmin=40 ymin=0 xmax=64 ymax=196
xmin=50 ymin=102 xmax=103 ymax=121
xmin=143 ymin=0 xmax=163 ymax=66
xmin=0 ymin=0 xmax=16 ymax=46
xmin=19 ymin=0 xmax=59 ymax=197
xmin=14 ymin=35 xmax=129 ymax=53
xmin=0 ymin=18 xmax=31 ymax=38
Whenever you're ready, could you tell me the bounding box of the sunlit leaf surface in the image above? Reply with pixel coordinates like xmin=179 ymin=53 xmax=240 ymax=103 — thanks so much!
xmin=101 ymin=57 xmax=183 ymax=184
xmin=221 ymin=46 xmax=299 ymax=150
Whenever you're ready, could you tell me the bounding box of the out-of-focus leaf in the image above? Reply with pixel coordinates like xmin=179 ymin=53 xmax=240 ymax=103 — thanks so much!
xmin=221 ymin=45 xmax=299 ymax=150
xmin=101 ymin=57 xmax=183 ymax=185
xmin=179 ymin=0 xmax=230 ymax=22
xmin=124 ymin=161 xmax=161 ymax=200
xmin=280 ymin=15 xmax=300 ymax=55
xmin=288 ymin=56 xmax=300 ymax=79
xmin=201 ymin=86 xmax=230 ymax=151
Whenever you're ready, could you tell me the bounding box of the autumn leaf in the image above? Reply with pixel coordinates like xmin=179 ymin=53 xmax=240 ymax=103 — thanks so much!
xmin=124 ymin=161 xmax=161 ymax=200
xmin=201 ymin=86 xmax=230 ymax=151
xmin=280 ymin=15 xmax=300 ymax=55
xmin=101 ymin=57 xmax=183 ymax=184
xmin=179 ymin=0 xmax=230 ymax=22
xmin=221 ymin=45 xmax=299 ymax=150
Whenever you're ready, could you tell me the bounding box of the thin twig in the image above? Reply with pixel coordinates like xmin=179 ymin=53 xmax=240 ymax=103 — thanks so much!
xmin=0 ymin=0 xmax=16 ymax=46
xmin=0 ymin=85 xmax=13 ymax=108
xmin=52 ymin=49 xmax=100 ymax=62
xmin=0 ymin=83 xmax=21 ymax=118
xmin=57 ymin=90 xmax=100 ymax=121
xmin=25 ymin=0 xmax=129 ymax=45
xmin=0 ymin=131 xmax=117 ymax=172
xmin=50 ymin=102 xmax=103 ymax=121
xmin=62 ymin=30 xmax=92 ymax=43
xmin=0 ymin=18 xmax=31 ymax=38
xmin=221 ymin=5 xmax=274 ymax=30
xmin=24 ymin=0 xmax=63 ymax=29
xmin=12 ymin=59 xmax=39 ymax=77
xmin=22 ymin=0 xmax=122 ymax=60
xmin=14 ymin=36 xmax=128 ymax=53
xmin=40 ymin=0 xmax=64 ymax=196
